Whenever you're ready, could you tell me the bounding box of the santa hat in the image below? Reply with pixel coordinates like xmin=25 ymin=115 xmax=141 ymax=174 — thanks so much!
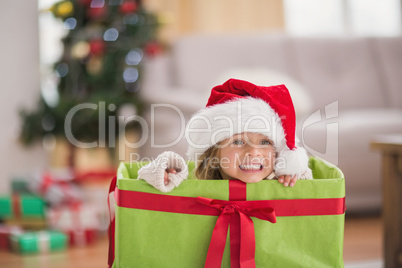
xmin=185 ymin=78 xmax=310 ymax=177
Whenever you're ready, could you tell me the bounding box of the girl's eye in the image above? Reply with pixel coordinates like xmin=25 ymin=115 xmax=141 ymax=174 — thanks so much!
xmin=232 ymin=139 xmax=245 ymax=145
xmin=260 ymin=139 xmax=271 ymax=146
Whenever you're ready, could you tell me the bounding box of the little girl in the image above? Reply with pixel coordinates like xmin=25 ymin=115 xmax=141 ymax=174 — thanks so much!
xmin=138 ymin=79 xmax=312 ymax=192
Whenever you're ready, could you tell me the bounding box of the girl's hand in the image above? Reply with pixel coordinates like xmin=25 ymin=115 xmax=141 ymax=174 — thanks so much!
xmin=164 ymin=168 xmax=178 ymax=186
xmin=278 ymin=175 xmax=297 ymax=187
xmin=138 ymin=151 xmax=188 ymax=193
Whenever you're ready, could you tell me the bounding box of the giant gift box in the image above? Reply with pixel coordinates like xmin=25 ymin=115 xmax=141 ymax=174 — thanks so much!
xmin=110 ymin=157 xmax=345 ymax=268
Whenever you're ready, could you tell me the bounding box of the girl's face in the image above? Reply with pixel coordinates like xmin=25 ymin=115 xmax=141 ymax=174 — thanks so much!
xmin=218 ymin=132 xmax=276 ymax=183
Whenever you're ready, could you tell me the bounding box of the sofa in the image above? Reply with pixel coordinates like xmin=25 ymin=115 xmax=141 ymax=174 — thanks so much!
xmin=139 ymin=33 xmax=402 ymax=212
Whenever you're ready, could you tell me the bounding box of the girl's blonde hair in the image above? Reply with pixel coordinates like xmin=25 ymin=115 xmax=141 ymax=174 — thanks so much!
xmin=195 ymin=144 xmax=223 ymax=180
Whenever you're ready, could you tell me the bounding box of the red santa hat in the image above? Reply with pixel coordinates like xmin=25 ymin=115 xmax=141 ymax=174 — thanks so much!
xmin=185 ymin=78 xmax=310 ymax=177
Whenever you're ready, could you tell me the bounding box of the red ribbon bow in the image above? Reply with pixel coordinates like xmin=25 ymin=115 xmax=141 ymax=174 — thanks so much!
xmin=39 ymin=173 xmax=71 ymax=196
xmin=196 ymin=197 xmax=277 ymax=268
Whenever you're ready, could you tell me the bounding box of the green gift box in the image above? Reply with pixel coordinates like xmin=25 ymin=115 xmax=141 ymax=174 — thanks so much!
xmin=10 ymin=230 xmax=67 ymax=254
xmin=110 ymin=157 xmax=345 ymax=268
xmin=0 ymin=194 xmax=45 ymax=219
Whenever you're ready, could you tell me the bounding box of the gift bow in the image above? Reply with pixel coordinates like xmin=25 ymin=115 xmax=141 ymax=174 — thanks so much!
xmin=196 ymin=197 xmax=277 ymax=268
xmin=39 ymin=173 xmax=70 ymax=195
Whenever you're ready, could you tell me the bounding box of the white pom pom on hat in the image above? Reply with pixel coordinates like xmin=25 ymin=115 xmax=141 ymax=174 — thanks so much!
xmin=185 ymin=78 xmax=310 ymax=177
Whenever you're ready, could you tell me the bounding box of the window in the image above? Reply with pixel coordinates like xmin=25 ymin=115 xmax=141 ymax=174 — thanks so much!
xmin=38 ymin=0 xmax=66 ymax=66
xmin=284 ymin=0 xmax=401 ymax=36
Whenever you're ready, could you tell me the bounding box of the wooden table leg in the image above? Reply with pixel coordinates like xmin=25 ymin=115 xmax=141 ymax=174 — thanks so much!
xmin=382 ymin=152 xmax=402 ymax=268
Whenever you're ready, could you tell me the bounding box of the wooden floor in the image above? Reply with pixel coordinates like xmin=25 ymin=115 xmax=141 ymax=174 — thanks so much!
xmin=0 ymin=216 xmax=382 ymax=268
xmin=343 ymin=216 xmax=382 ymax=262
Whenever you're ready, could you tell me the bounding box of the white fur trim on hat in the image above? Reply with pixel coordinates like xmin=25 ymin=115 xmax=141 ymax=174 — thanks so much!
xmin=185 ymin=97 xmax=286 ymax=161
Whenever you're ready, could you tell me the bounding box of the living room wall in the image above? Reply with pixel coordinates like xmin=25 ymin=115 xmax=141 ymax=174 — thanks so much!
xmin=144 ymin=0 xmax=285 ymax=42
xmin=0 ymin=1 xmax=49 ymax=194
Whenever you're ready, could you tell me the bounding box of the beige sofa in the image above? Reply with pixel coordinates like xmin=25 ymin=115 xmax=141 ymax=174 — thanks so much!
xmin=140 ymin=34 xmax=402 ymax=212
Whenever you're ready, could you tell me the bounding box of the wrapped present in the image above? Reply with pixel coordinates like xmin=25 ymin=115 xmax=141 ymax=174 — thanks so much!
xmin=10 ymin=230 xmax=67 ymax=254
xmin=74 ymin=171 xmax=117 ymax=232
xmin=0 ymin=194 xmax=45 ymax=220
xmin=66 ymin=229 xmax=98 ymax=246
xmin=0 ymin=225 xmax=23 ymax=250
xmin=83 ymin=189 xmax=111 ymax=232
xmin=47 ymin=202 xmax=100 ymax=246
xmin=109 ymin=157 xmax=345 ymax=268
xmin=30 ymin=169 xmax=84 ymax=206
xmin=11 ymin=178 xmax=32 ymax=194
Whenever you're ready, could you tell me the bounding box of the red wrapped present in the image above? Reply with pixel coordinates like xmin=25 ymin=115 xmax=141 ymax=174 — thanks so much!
xmin=0 ymin=225 xmax=23 ymax=250
xmin=67 ymin=229 xmax=98 ymax=247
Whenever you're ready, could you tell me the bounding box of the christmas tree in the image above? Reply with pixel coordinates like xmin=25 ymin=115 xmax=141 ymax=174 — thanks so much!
xmin=20 ymin=0 xmax=160 ymax=156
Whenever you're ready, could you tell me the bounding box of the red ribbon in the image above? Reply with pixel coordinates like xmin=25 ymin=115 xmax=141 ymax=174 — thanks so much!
xmin=115 ymin=189 xmax=345 ymax=217
xmin=74 ymin=170 xmax=116 ymax=182
xmin=228 ymin=180 xmax=247 ymax=268
xmin=39 ymin=173 xmax=54 ymax=195
xmin=40 ymin=173 xmax=71 ymax=194
xmin=12 ymin=194 xmax=21 ymax=219
xmin=39 ymin=173 xmax=74 ymax=204
xmin=196 ymin=197 xmax=276 ymax=268
xmin=107 ymin=176 xmax=117 ymax=268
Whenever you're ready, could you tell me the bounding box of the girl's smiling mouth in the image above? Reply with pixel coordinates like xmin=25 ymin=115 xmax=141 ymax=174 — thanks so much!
xmin=239 ymin=164 xmax=263 ymax=171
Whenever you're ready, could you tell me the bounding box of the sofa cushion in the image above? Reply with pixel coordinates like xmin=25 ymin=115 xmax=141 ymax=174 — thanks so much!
xmin=373 ymin=37 xmax=402 ymax=109
xmin=291 ymin=38 xmax=385 ymax=110
xmin=299 ymin=108 xmax=402 ymax=211
xmin=172 ymin=34 xmax=290 ymax=93
xmin=301 ymin=108 xmax=402 ymax=157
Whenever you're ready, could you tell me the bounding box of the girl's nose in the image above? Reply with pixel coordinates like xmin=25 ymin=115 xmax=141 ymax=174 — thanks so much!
xmin=246 ymin=146 xmax=262 ymax=157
